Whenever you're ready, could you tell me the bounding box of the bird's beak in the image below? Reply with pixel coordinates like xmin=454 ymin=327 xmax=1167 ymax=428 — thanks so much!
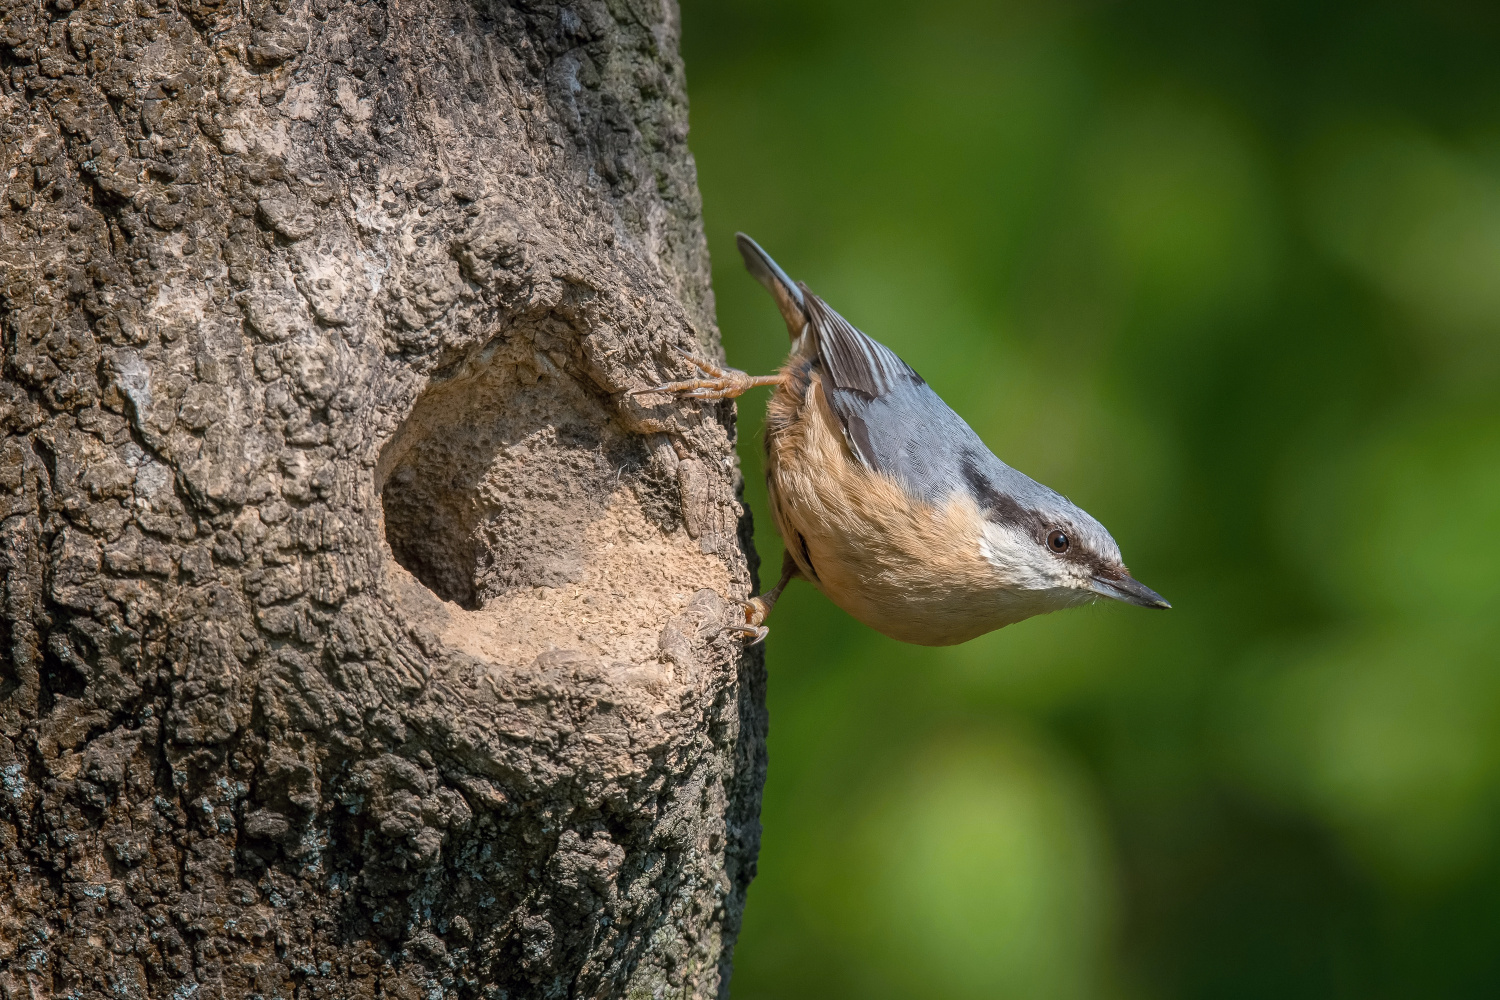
xmin=1089 ymin=571 xmax=1171 ymax=609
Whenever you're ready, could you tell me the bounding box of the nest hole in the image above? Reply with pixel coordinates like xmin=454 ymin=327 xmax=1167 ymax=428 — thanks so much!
xmin=378 ymin=358 xmax=647 ymax=610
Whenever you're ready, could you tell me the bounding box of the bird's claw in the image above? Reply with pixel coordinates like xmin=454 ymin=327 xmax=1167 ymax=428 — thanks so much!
xmin=721 ymin=597 xmax=771 ymax=645
xmin=723 ymin=623 xmax=770 ymax=645
xmin=630 ymin=350 xmax=763 ymax=401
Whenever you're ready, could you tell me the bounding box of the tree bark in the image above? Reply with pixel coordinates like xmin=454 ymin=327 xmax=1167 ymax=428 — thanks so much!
xmin=0 ymin=0 xmax=766 ymax=995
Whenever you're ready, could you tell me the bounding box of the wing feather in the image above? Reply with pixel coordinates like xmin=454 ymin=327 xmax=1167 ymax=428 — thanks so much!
xmin=801 ymin=288 xmax=923 ymax=400
xmin=799 ymin=288 xmax=983 ymax=504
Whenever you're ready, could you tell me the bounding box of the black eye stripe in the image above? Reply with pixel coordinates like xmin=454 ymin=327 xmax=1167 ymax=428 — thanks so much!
xmin=959 ymin=454 xmax=1110 ymax=571
xmin=960 ymin=454 xmax=1048 ymax=539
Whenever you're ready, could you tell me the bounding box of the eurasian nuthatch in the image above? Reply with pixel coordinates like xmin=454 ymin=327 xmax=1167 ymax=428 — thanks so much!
xmin=636 ymin=234 xmax=1170 ymax=645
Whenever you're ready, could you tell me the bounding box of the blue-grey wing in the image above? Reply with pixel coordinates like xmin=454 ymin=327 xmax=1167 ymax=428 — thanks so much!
xmin=836 ymin=383 xmax=991 ymax=502
xmin=801 ymin=290 xmax=976 ymax=499
xmin=802 ymin=288 xmax=1061 ymax=520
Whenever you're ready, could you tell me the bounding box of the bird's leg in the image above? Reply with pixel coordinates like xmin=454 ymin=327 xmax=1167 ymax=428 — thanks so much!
xmin=724 ymin=554 xmax=801 ymax=645
xmin=632 ymin=351 xmax=786 ymax=401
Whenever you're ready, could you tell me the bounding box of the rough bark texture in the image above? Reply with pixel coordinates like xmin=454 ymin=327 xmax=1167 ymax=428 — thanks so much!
xmin=0 ymin=0 xmax=767 ymax=995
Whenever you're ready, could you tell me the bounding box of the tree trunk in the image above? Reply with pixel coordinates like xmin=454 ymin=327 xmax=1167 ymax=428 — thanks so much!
xmin=0 ymin=0 xmax=766 ymax=995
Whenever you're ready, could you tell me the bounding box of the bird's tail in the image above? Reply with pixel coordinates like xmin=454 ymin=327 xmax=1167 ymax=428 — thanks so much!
xmin=736 ymin=233 xmax=807 ymax=339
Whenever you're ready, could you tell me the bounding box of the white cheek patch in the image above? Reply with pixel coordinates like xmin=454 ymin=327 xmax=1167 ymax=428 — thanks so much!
xmin=978 ymin=522 xmax=1070 ymax=591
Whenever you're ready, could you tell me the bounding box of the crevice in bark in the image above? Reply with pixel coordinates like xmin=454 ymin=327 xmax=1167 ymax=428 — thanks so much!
xmin=36 ymin=625 xmax=87 ymax=715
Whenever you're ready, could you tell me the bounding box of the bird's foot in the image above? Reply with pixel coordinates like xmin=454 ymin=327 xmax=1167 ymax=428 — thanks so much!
xmin=631 ymin=351 xmax=784 ymax=401
xmin=720 ymin=557 xmax=798 ymax=645
xmin=722 ymin=596 xmax=772 ymax=645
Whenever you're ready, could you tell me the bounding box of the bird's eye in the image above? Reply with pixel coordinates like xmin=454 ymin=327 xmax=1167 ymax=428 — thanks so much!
xmin=1047 ymin=530 xmax=1070 ymax=553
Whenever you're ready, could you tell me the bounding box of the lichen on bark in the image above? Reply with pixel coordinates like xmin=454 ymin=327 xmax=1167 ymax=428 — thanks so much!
xmin=0 ymin=0 xmax=766 ymax=996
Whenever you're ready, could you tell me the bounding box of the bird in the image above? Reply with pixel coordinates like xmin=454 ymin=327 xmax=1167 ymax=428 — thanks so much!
xmin=633 ymin=233 xmax=1170 ymax=646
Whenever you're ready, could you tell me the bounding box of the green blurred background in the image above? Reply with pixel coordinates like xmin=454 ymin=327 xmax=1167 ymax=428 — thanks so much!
xmin=677 ymin=0 xmax=1500 ymax=996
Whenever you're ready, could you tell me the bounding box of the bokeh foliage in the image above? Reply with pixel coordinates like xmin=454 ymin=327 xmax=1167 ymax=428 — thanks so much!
xmin=679 ymin=0 xmax=1500 ymax=996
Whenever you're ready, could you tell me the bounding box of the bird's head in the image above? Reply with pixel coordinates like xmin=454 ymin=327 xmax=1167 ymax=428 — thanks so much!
xmin=964 ymin=462 xmax=1170 ymax=613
